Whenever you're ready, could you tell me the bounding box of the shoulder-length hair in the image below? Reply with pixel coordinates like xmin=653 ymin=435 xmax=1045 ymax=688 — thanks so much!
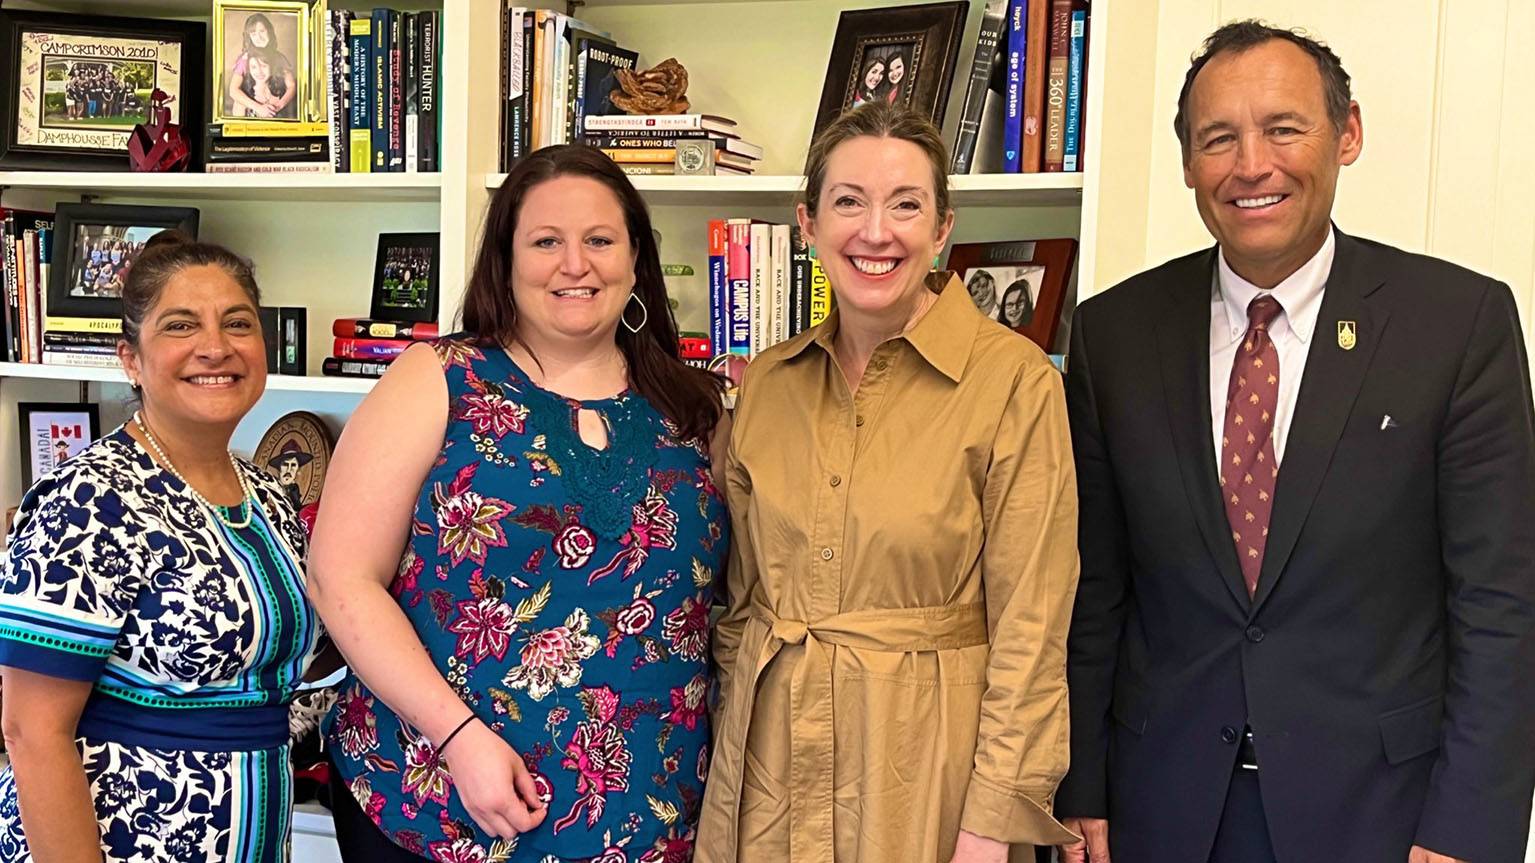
xmin=460 ymin=144 xmax=725 ymax=443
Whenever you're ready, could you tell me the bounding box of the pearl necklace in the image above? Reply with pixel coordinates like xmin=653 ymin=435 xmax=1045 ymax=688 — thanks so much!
xmin=133 ymin=410 xmax=255 ymax=529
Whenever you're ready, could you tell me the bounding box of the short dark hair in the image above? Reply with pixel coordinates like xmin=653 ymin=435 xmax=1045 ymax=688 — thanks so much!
xmin=1174 ymin=20 xmax=1353 ymax=162
xmin=463 ymin=145 xmax=724 ymax=443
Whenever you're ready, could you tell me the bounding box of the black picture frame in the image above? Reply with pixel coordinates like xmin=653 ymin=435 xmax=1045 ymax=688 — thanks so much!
xmin=49 ymin=203 xmax=200 ymax=320
xmin=370 ymin=232 xmax=440 ymax=324
xmin=0 ymin=10 xmax=207 ymax=171
xmin=811 ymin=2 xmax=968 ymax=138
xmin=17 ymin=401 xmax=101 ymax=489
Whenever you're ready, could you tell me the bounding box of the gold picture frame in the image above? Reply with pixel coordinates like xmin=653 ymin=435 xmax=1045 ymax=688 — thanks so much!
xmin=211 ymin=0 xmax=314 ymax=124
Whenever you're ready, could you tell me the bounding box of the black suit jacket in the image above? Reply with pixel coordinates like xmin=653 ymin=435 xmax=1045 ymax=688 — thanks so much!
xmin=1056 ymin=230 xmax=1535 ymax=862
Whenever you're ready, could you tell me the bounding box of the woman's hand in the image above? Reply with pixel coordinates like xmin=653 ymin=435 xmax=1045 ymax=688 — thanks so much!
xmin=443 ymin=720 xmax=548 ymax=840
xmin=949 ymin=829 xmax=1009 ymax=863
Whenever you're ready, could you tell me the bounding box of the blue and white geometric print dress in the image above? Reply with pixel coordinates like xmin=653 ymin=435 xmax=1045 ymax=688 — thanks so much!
xmin=0 ymin=426 xmax=320 ymax=863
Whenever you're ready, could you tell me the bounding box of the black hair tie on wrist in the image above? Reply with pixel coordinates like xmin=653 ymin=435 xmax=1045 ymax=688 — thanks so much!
xmin=433 ymin=713 xmax=477 ymax=765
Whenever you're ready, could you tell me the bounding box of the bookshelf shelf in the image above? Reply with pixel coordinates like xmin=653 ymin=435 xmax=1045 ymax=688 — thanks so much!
xmin=0 ymin=172 xmax=442 ymax=204
xmin=482 ymin=171 xmax=1084 ymax=208
xmin=0 ymin=363 xmax=375 ymax=395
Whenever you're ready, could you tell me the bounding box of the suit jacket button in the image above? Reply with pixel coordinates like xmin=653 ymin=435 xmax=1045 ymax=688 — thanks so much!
xmin=1221 ymin=726 xmax=1240 ymax=744
xmin=1245 ymin=625 xmax=1266 ymax=643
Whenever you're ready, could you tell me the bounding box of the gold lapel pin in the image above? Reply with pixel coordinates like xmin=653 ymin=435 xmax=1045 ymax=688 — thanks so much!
xmin=1337 ymin=320 xmax=1357 ymax=351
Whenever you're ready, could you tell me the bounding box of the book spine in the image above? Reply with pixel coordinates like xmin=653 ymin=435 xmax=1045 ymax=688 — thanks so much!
xmin=1022 ymin=0 xmax=1049 ymax=172
xmin=726 ymin=220 xmax=751 ymax=356
xmin=2 ymin=215 xmax=18 ymax=362
xmin=789 ymin=226 xmax=809 ymax=336
xmin=950 ymin=0 xmax=1009 ymax=174
xmin=520 ymin=14 xmax=534 ymax=158
xmin=584 ymin=114 xmax=709 ymax=131
xmin=334 ymin=337 xmax=409 ymax=360
xmin=1005 ymin=1 xmax=1026 ymax=173
xmin=531 ymin=11 xmax=548 ymax=150
xmin=572 ymin=42 xmax=589 ymax=146
xmin=328 ymin=11 xmax=349 ymax=173
xmin=388 ymin=11 xmax=403 ymax=171
xmin=323 ymin=356 xmax=392 ymax=377
xmin=599 ymin=148 xmax=678 ymax=163
xmin=371 ymin=9 xmax=389 ymax=172
xmin=38 ymin=342 xmax=116 ymax=355
xmin=707 ymin=219 xmax=728 ymax=357
xmin=419 ymin=12 xmax=439 ymax=172
xmin=348 ymin=18 xmax=373 ymax=173
xmin=204 ymin=162 xmax=333 ymax=173
xmin=207 ymin=121 xmax=331 ymax=138
xmin=43 ymin=331 xmax=119 ymax=347
xmin=769 ymin=225 xmax=790 ymax=348
xmin=41 ymin=350 xmax=121 ymax=368
xmin=332 ymin=318 xmax=440 ymax=340
xmin=208 ymin=137 xmax=329 ymax=158
xmin=404 ymin=11 xmax=419 ymax=173
xmin=808 ymin=256 xmax=832 ymax=328
xmin=22 ymin=228 xmax=41 ymax=362
xmin=748 ymin=223 xmax=771 ymax=357
xmin=616 ymin=164 xmax=674 ymax=176
xmin=1064 ymin=7 xmax=1086 ymax=172
xmin=506 ymin=7 xmax=526 ymax=167
xmin=551 ymin=19 xmax=569 ymax=145
xmin=498 ymin=5 xmax=511 ymax=171
xmin=45 ymin=316 xmax=121 ymax=334
xmin=13 ymin=232 xmax=29 ymax=363
xmin=1043 ymin=0 xmax=1072 ymax=172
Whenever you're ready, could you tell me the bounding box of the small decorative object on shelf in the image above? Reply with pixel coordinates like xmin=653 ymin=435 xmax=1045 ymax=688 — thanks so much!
xmin=370 ymin=232 xmax=440 ymax=324
xmin=612 ymin=57 xmax=690 ymax=115
xmin=17 ymin=401 xmax=101 ymax=489
xmin=811 ymin=2 xmax=968 ymax=138
xmin=674 ymin=138 xmax=715 ymax=175
xmin=0 ymin=10 xmax=206 ymax=171
xmin=127 ymin=89 xmax=191 ymax=172
xmin=252 ymin=410 xmax=333 ymax=533
xmin=945 ymin=237 xmax=1078 ymax=351
xmin=257 ymin=305 xmax=307 ymax=375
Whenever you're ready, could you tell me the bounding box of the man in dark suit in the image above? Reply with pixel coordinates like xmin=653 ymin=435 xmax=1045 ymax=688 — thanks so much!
xmin=1055 ymin=20 xmax=1535 ymax=863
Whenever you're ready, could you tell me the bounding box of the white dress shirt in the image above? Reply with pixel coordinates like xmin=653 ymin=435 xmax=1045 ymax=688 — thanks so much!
xmin=1209 ymin=231 xmax=1335 ymax=467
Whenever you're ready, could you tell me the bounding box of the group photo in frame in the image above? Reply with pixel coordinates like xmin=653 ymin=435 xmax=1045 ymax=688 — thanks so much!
xmin=371 ymin=232 xmax=440 ymax=324
xmin=811 ymin=1 xmax=967 ymax=138
xmin=48 ymin=202 xmax=200 ymax=319
xmin=0 ymin=10 xmax=205 ymax=171
xmin=946 ymin=238 xmax=1078 ymax=351
xmin=17 ymin=402 xmax=100 ymax=489
xmin=212 ymin=0 xmax=314 ymax=124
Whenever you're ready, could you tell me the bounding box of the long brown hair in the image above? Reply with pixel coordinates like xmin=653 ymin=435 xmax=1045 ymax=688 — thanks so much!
xmin=460 ymin=145 xmax=724 ymax=442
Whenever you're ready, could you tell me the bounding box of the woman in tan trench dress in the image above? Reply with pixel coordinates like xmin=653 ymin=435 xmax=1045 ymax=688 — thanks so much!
xmin=696 ymin=103 xmax=1081 ymax=862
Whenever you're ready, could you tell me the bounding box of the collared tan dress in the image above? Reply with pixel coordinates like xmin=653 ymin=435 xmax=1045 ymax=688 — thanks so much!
xmin=696 ymin=276 xmax=1080 ymax=862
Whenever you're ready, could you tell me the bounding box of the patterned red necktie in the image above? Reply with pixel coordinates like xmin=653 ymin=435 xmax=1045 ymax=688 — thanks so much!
xmin=1221 ymin=295 xmax=1282 ymax=597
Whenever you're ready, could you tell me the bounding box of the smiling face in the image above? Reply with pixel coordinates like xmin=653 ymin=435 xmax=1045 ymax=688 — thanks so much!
xmin=863 ymin=59 xmax=886 ymax=92
xmin=246 ymin=18 xmax=272 ymax=49
xmin=797 ymin=135 xmax=954 ymax=325
xmin=888 ymin=55 xmax=906 ymax=86
xmin=1182 ymin=38 xmax=1362 ymax=287
xmin=510 ymin=175 xmax=638 ymax=351
xmin=118 ymin=263 xmax=267 ymax=435
xmin=247 ymin=54 xmax=272 ymax=85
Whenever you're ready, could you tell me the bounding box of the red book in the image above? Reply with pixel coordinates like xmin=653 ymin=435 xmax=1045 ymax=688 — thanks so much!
xmin=334 ymin=336 xmax=410 ymax=360
xmin=332 ymin=318 xmax=440 ymax=340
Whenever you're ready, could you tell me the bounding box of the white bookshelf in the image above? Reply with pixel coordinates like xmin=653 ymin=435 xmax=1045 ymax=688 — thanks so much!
xmin=0 ymin=172 xmax=442 ymax=203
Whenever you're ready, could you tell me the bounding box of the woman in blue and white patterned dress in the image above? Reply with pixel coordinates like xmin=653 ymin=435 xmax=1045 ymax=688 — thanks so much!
xmin=0 ymin=232 xmax=320 ymax=863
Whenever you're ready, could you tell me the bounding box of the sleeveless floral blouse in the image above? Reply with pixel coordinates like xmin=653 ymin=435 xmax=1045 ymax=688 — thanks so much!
xmin=325 ymin=338 xmax=727 ymax=862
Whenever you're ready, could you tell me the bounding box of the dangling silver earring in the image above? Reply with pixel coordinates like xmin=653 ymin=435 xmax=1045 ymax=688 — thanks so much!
xmin=621 ymin=292 xmax=649 ymax=334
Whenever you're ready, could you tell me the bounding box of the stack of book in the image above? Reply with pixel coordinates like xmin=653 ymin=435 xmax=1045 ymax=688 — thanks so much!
xmin=205 ymin=120 xmax=332 ymax=175
xmin=323 ymin=317 xmax=439 ymax=378
xmin=950 ymin=0 xmax=1091 ymax=174
xmin=706 ymin=219 xmax=832 ymax=360
xmin=38 ymin=319 xmax=121 ymax=369
xmin=1 ymin=208 xmax=54 ymax=364
xmin=584 ymin=114 xmax=762 ymax=177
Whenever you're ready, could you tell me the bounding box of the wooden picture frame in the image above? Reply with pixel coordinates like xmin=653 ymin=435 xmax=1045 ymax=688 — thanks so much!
xmin=17 ymin=401 xmax=101 ymax=489
xmin=0 ymin=10 xmax=206 ymax=171
xmin=370 ymin=232 xmax=440 ymax=324
xmin=811 ymin=2 xmax=968 ymax=138
xmin=946 ymin=238 xmax=1078 ymax=351
xmin=212 ymin=0 xmax=314 ymax=125
xmin=48 ymin=202 xmax=200 ymax=320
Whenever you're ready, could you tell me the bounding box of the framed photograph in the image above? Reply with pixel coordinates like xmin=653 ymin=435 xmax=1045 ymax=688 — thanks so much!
xmin=49 ymin=202 xmax=199 ymax=320
xmin=212 ymin=0 xmax=312 ymax=124
xmin=0 ymin=10 xmax=205 ymax=171
xmin=811 ymin=2 xmax=968 ymax=137
xmin=17 ymin=402 xmax=101 ymax=489
xmin=370 ymin=232 xmax=440 ymax=324
xmin=946 ymin=238 xmax=1078 ymax=350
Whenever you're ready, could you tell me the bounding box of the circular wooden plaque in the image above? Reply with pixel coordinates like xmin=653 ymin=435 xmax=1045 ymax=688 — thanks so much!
xmin=252 ymin=411 xmax=334 ymax=512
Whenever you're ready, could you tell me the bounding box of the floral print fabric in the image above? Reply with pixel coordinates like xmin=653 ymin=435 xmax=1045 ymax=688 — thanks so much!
xmin=326 ymin=339 xmax=727 ymax=862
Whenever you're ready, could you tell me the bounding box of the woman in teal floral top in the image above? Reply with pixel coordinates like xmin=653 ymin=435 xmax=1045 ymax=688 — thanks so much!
xmin=310 ymin=145 xmax=729 ymax=863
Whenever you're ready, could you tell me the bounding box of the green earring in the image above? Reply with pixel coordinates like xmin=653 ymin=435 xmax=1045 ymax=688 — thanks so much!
xmin=932 ymin=254 xmax=942 ymax=269
xmin=808 ymin=245 xmax=817 ymax=260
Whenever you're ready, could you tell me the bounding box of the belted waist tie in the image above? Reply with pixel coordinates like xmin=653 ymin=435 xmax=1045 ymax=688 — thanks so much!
xmin=700 ymin=603 xmax=989 ymax=862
